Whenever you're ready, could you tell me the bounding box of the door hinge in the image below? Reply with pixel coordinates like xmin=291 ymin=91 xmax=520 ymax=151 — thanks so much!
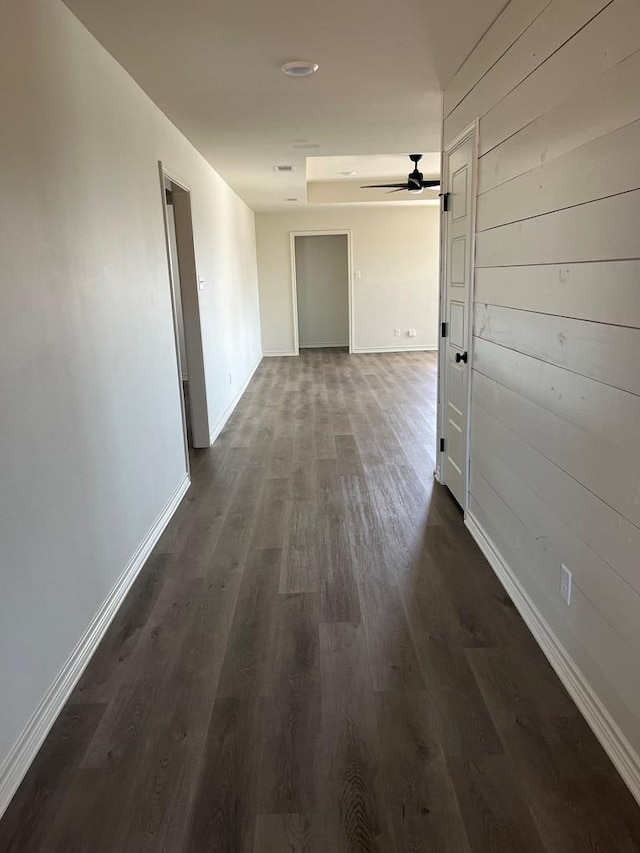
xmin=439 ymin=438 xmax=445 ymax=453
xmin=165 ymin=188 xmax=173 ymax=205
xmin=440 ymin=192 xmax=450 ymax=212
xmin=441 ymin=321 xmax=448 ymax=338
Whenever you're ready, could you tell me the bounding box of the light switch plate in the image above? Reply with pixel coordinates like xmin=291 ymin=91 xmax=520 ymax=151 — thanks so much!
xmin=560 ymin=564 xmax=572 ymax=605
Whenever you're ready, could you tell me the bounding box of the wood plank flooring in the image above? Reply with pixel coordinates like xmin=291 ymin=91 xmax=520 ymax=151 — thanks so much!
xmin=1 ymin=349 xmax=639 ymax=852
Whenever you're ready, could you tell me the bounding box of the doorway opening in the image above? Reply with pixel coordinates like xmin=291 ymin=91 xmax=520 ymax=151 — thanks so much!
xmin=159 ymin=164 xmax=211 ymax=462
xmin=290 ymin=231 xmax=353 ymax=354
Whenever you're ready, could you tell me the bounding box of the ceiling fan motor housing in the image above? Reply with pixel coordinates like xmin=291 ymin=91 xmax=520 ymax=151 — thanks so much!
xmin=409 ymin=167 xmax=423 ymax=192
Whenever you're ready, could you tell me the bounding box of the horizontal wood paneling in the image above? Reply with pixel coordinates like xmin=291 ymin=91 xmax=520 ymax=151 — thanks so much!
xmin=477 ymin=119 xmax=640 ymax=230
xmin=476 ymin=0 xmax=640 ymax=154
xmin=474 ymin=303 xmax=640 ymax=395
xmin=445 ymin=0 xmax=640 ymax=782
xmin=471 ymin=411 xmax=640 ymax=649
xmin=471 ymin=444 xmax=640 ymax=728
xmin=470 ymin=400 xmax=640 ymax=609
xmin=472 ymin=337 xmax=640 ymax=454
xmin=444 ymin=0 xmax=612 ymax=145
xmin=475 ymin=262 xmax=640 ymax=328
xmin=443 ymin=0 xmax=552 ymax=118
xmin=469 ymin=472 xmax=640 ymax=740
xmin=476 ymin=189 xmax=640 ymax=266
xmin=478 ymin=47 xmax=640 ymax=193
xmin=472 ymin=369 xmax=640 ymax=531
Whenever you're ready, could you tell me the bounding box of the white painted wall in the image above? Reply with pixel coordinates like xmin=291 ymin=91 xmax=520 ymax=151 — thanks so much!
xmin=295 ymin=235 xmax=349 ymax=348
xmin=256 ymin=206 xmax=440 ymax=355
xmin=0 ymin=0 xmax=261 ymax=807
xmin=443 ymin=0 xmax=640 ymax=802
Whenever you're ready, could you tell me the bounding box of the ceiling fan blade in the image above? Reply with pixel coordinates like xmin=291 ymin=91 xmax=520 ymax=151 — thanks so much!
xmin=420 ymin=180 xmax=441 ymax=189
xmin=360 ymin=183 xmax=409 ymax=189
xmin=387 ymin=187 xmax=410 ymax=193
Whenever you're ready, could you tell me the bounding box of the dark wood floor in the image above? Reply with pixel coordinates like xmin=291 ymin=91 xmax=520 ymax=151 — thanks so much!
xmin=1 ymin=349 xmax=639 ymax=852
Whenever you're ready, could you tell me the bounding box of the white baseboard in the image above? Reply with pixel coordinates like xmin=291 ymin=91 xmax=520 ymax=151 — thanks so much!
xmin=466 ymin=511 xmax=640 ymax=806
xmin=0 ymin=472 xmax=191 ymax=821
xmin=208 ymin=355 xmax=262 ymax=445
xmin=299 ymin=343 xmax=349 ymax=349
xmin=351 ymin=345 xmax=438 ymax=354
xmin=264 ymin=346 xmax=439 ymax=356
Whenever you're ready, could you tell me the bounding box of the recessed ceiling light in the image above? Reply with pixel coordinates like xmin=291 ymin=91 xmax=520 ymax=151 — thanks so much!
xmin=274 ymin=164 xmax=295 ymax=173
xmin=339 ymin=171 xmax=356 ymax=176
xmin=281 ymin=60 xmax=319 ymax=77
xmin=284 ymin=197 xmax=299 ymax=202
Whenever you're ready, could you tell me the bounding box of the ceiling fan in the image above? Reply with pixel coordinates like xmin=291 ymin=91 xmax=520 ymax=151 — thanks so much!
xmin=361 ymin=154 xmax=440 ymax=194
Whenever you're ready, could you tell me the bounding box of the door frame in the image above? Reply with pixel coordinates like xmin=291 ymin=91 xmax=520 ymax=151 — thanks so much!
xmin=159 ymin=162 xmax=210 ymax=465
xmin=436 ymin=120 xmax=479 ymax=512
xmin=289 ymin=229 xmax=354 ymax=354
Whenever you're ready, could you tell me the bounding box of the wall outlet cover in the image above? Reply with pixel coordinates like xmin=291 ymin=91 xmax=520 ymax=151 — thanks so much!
xmin=560 ymin=564 xmax=572 ymax=605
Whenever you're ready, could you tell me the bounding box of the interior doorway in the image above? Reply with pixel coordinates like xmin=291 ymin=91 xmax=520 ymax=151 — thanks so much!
xmin=159 ymin=164 xmax=210 ymax=459
xmin=291 ymin=231 xmax=352 ymax=353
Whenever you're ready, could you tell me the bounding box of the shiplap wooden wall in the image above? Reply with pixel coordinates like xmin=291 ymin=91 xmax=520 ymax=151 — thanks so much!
xmin=443 ymin=0 xmax=640 ymax=796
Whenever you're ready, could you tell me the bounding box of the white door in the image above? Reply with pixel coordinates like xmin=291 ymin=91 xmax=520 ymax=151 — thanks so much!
xmin=440 ymin=125 xmax=476 ymax=509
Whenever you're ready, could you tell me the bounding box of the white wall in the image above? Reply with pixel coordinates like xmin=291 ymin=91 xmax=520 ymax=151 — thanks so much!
xmin=0 ymin=0 xmax=261 ymax=810
xmin=295 ymin=235 xmax=349 ymax=348
xmin=256 ymin=206 xmax=440 ymax=354
xmin=444 ymin=0 xmax=640 ymax=801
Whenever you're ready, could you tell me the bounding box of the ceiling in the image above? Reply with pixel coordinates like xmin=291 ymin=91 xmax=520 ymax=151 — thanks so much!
xmin=64 ymin=0 xmax=509 ymax=211
xmin=304 ymin=153 xmax=441 ymax=206
xmin=307 ymin=153 xmax=441 ymax=183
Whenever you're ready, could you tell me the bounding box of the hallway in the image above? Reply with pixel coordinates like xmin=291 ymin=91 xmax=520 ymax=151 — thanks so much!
xmin=1 ymin=350 xmax=639 ymax=851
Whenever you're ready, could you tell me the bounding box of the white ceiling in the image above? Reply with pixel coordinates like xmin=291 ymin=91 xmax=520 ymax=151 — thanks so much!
xmin=305 ymin=153 xmax=441 ymax=206
xmin=64 ymin=0 xmax=508 ymax=211
xmin=307 ymin=153 xmax=441 ymax=182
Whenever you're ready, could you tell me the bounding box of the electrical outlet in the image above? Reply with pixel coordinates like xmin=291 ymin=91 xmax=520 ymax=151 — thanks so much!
xmin=394 ymin=328 xmax=401 ymax=337
xmin=408 ymin=329 xmax=417 ymax=337
xmin=560 ymin=564 xmax=572 ymax=605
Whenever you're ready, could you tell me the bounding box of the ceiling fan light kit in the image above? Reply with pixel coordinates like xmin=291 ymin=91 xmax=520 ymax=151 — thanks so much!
xmin=361 ymin=154 xmax=440 ymax=194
